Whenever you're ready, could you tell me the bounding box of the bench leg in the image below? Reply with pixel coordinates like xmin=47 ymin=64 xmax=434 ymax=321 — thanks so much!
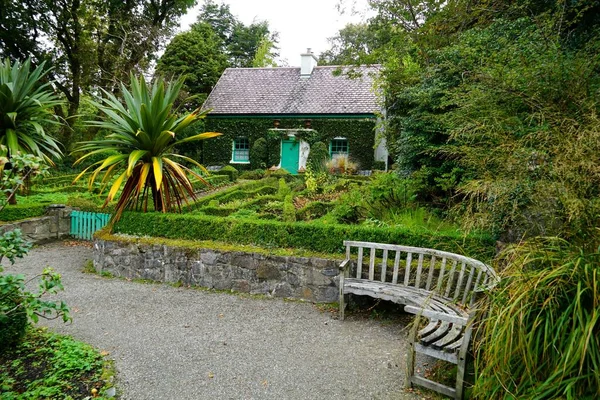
xmin=339 ymin=291 xmax=345 ymax=320
xmin=405 ymin=315 xmax=420 ymax=388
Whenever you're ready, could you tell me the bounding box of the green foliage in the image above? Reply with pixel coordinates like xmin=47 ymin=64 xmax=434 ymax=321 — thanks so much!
xmin=306 ymin=141 xmax=329 ymax=172
xmin=372 ymin=161 xmax=386 ymax=170
xmin=277 ymin=178 xmax=291 ymax=198
xmin=0 ymin=328 xmax=115 ymax=398
xmin=73 ymin=74 xmax=221 ymax=219
xmin=268 ymin=168 xmax=294 ymax=182
xmin=319 ymin=22 xmax=387 ymax=65
xmin=203 ymin=118 xmax=376 ymax=169
xmin=249 ymin=137 xmax=268 ymax=169
xmin=0 ymin=229 xmax=70 ymax=350
xmin=156 ymin=22 xmax=229 ymax=109
xmin=0 ymin=204 xmax=47 ymax=221
xmin=296 ymin=201 xmax=333 ymax=221
xmin=0 ymin=58 xmax=62 ymax=163
xmin=0 ymin=286 xmax=27 ymax=350
xmin=219 ymin=165 xmax=238 ymax=181
xmin=282 ymin=194 xmax=296 ymax=223
xmin=114 ymin=211 xmax=494 ymax=259
xmin=474 ymin=238 xmax=600 ymax=399
xmin=197 ymin=0 xmax=279 ymax=68
xmin=239 ymin=169 xmax=265 ymax=180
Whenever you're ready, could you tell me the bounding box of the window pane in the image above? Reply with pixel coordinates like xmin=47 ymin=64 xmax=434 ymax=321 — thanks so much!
xmin=331 ymin=139 xmax=348 ymax=155
xmin=233 ymin=137 xmax=250 ymax=162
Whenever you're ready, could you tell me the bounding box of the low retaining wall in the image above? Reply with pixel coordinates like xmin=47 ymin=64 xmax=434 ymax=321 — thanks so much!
xmin=93 ymin=237 xmax=341 ymax=302
xmin=0 ymin=205 xmax=73 ymax=243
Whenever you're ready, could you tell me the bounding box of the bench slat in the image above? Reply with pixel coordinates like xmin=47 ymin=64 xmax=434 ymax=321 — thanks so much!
xmin=357 ymin=247 xmax=363 ymax=279
xmin=369 ymin=247 xmax=376 ymax=281
xmin=470 ymin=269 xmax=484 ymax=306
xmin=426 ymin=256 xmax=436 ymax=291
xmin=462 ymin=265 xmax=477 ymax=304
xmin=392 ymin=251 xmax=400 ymax=284
xmin=381 ymin=249 xmax=388 ymax=283
xmin=403 ymin=252 xmax=412 ymax=286
xmin=415 ymin=253 xmax=424 ymax=289
xmin=453 ymin=262 xmax=467 ymax=301
xmin=436 ymin=257 xmax=448 ymax=292
xmin=444 ymin=260 xmax=458 ymax=298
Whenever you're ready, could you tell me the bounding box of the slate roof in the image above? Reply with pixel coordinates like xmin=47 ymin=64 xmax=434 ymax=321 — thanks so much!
xmin=202 ymin=65 xmax=380 ymax=115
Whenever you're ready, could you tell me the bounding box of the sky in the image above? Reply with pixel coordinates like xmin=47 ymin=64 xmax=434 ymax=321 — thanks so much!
xmin=179 ymin=0 xmax=372 ymax=66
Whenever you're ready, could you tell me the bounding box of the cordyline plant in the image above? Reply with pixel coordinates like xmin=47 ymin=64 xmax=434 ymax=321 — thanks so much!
xmin=0 ymin=58 xmax=63 ymax=163
xmin=73 ymin=74 xmax=221 ymax=220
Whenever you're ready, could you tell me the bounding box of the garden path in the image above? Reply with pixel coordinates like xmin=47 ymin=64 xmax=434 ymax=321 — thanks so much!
xmin=7 ymin=242 xmax=421 ymax=400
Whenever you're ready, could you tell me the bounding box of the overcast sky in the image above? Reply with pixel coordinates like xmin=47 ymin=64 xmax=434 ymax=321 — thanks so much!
xmin=179 ymin=0 xmax=371 ymax=66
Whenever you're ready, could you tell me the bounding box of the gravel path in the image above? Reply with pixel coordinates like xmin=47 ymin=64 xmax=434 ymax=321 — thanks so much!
xmin=6 ymin=242 xmax=421 ymax=400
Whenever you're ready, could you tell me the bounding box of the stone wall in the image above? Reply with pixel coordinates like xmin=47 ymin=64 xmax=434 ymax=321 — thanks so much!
xmin=0 ymin=206 xmax=73 ymax=243
xmin=93 ymin=237 xmax=342 ymax=302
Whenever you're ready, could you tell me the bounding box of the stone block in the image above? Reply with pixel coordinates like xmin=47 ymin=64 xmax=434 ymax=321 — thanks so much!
xmin=272 ymin=282 xmax=292 ymax=298
xmin=257 ymin=262 xmax=281 ymax=280
xmin=233 ymin=279 xmax=250 ymax=293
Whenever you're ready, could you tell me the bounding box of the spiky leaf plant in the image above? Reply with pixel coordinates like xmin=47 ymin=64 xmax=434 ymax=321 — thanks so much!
xmin=73 ymin=74 xmax=221 ymax=220
xmin=0 ymin=58 xmax=63 ymax=163
xmin=473 ymin=238 xmax=600 ymax=399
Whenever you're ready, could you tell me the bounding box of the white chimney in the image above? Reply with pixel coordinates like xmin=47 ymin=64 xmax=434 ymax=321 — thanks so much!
xmin=300 ymin=48 xmax=318 ymax=77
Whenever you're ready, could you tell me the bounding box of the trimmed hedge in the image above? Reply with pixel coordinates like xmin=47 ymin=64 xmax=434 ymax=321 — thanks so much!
xmin=114 ymin=212 xmax=496 ymax=260
xmin=0 ymin=204 xmax=47 ymax=222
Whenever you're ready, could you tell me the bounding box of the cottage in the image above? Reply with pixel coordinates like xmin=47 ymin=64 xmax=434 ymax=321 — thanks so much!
xmin=201 ymin=49 xmax=387 ymax=173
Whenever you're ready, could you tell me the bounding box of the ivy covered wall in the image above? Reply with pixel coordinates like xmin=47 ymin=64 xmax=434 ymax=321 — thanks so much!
xmin=201 ymin=117 xmax=377 ymax=169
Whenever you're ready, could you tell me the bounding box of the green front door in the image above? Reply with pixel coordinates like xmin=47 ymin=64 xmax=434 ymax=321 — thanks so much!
xmin=280 ymin=139 xmax=300 ymax=174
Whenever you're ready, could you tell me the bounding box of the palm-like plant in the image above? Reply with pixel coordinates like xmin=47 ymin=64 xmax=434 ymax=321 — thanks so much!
xmin=73 ymin=74 xmax=221 ymax=219
xmin=0 ymin=58 xmax=63 ymax=163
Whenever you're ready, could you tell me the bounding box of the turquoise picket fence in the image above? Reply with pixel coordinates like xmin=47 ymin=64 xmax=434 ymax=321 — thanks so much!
xmin=70 ymin=210 xmax=112 ymax=240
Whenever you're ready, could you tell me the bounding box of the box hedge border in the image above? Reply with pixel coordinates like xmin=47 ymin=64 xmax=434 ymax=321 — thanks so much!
xmin=114 ymin=212 xmax=496 ymax=261
xmin=0 ymin=204 xmax=48 ymax=222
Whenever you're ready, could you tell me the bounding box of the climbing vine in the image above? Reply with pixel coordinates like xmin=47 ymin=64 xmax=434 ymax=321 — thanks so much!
xmin=203 ymin=118 xmax=377 ymax=169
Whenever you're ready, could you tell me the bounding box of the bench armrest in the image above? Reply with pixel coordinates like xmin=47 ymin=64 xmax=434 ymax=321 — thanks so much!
xmin=404 ymin=305 xmax=469 ymax=326
xmin=338 ymin=258 xmax=350 ymax=271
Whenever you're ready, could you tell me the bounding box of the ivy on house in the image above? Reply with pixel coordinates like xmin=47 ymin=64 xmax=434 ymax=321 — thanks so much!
xmin=202 ymin=118 xmax=377 ymax=170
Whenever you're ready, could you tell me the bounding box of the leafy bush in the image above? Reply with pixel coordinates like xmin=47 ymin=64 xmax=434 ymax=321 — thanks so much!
xmin=282 ymin=194 xmax=296 ymax=222
xmin=267 ymin=168 xmax=294 ymax=182
xmin=372 ymin=161 xmax=386 ymax=171
xmin=0 ymin=204 xmax=47 ymax=221
xmin=0 ymin=230 xmax=70 ymax=350
xmin=0 ymin=288 xmax=27 ymax=350
xmin=277 ymin=178 xmax=291 ymax=198
xmin=239 ymin=169 xmax=265 ymax=180
xmin=250 ymin=137 xmax=268 ymax=169
xmin=114 ymin=212 xmax=495 ymax=259
xmin=307 ymin=141 xmax=329 ymax=172
xmin=296 ymin=201 xmax=333 ymax=221
xmin=474 ymin=238 xmax=600 ymax=398
xmin=219 ymin=165 xmax=239 ymax=182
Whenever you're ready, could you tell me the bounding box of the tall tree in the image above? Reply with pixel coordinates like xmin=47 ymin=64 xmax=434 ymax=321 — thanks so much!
xmin=318 ymin=23 xmax=386 ymax=65
xmin=0 ymin=0 xmax=196 ymax=148
xmin=156 ymin=23 xmax=229 ymax=108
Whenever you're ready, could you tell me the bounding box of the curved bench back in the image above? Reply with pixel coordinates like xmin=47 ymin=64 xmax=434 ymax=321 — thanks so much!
xmin=343 ymin=241 xmax=498 ymax=307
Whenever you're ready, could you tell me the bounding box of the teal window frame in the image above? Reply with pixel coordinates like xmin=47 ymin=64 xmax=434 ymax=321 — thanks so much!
xmin=329 ymin=138 xmax=349 ymax=157
xmin=231 ymin=137 xmax=250 ymax=163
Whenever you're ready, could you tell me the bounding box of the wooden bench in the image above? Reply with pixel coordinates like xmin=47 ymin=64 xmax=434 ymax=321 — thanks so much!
xmin=338 ymin=240 xmax=498 ymax=400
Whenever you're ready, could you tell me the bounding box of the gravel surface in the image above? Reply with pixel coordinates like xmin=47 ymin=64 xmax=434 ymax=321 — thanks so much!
xmin=6 ymin=242 xmax=422 ymax=400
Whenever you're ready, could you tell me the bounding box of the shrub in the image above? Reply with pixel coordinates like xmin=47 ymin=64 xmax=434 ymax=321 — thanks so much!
xmin=239 ymin=169 xmax=265 ymax=180
xmin=0 ymin=204 xmax=47 ymax=221
xmin=268 ymin=168 xmax=294 ymax=182
xmin=277 ymin=178 xmax=291 ymax=198
xmin=307 ymin=141 xmax=329 ymax=172
xmin=0 ymin=288 xmax=27 ymax=351
xmin=114 ymin=212 xmax=495 ymax=259
xmin=474 ymin=238 xmax=600 ymax=398
xmin=296 ymin=201 xmax=333 ymax=221
xmin=282 ymin=194 xmax=296 ymax=222
xmin=220 ymin=165 xmax=239 ymax=181
xmin=372 ymin=161 xmax=386 ymax=171
xmin=250 ymin=138 xmax=268 ymax=169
